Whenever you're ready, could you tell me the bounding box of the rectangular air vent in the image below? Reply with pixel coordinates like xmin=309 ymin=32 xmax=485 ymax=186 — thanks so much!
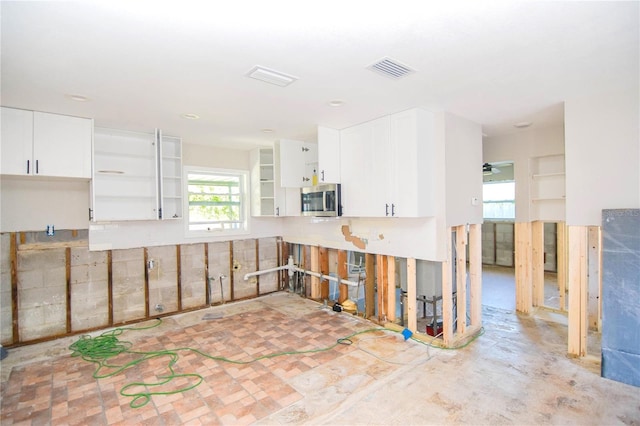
xmin=246 ymin=66 xmax=298 ymax=87
xmin=367 ymin=57 xmax=415 ymax=79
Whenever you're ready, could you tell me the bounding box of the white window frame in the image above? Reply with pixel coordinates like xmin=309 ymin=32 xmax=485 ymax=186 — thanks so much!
xmin=183 ymin=166 xmax=249 ymax=237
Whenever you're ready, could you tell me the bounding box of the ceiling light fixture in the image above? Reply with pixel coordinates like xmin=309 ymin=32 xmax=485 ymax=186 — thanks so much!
xmin=246 ymin=66 xmax=298 ymax=87
xmin=65 ymin=94 xmax=89 ymax=102
xmin=181 ymin=113 xmax=200 ymax=120
xmin=328 ymin=100 xmax=345 ymax=107
xmin=513 ymin=121 xmax=533 ymax=128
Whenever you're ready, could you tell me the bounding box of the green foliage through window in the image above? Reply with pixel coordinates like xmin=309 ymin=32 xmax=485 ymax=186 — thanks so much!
xmin=187 ymin=171 xmax=245 ymax=231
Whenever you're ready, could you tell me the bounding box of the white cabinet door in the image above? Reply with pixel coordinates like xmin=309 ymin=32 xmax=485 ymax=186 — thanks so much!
xmin=388 ymin=108 xmax=435 ymax=217
xmin=339 ymin=117 xmax=389 ymax=217
xmin=278 ymin=139 xmax=318 ymax=188
xmin=33 ymin=111 xmax=93 ymax=178
xmin=1 ymin=107 xmax=33 ymax=175
xmin=318 ymin=126 xmax=340 ymax=183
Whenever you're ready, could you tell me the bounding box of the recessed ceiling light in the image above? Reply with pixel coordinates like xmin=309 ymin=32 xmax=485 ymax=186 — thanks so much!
xmin=65 ymin=94 xmax=89 ymax=102
xmin=246 ymin=66 xmax=298 ymax=87
xmin=513 ymin=121 xmax=533 ymax=128
xmin=328 ymin=100 xmax=345 ymax=107
xmin=181 ymin=113 xmax=200 ymax=120
xmin=261 ymin=128 xmax=275 ymax=133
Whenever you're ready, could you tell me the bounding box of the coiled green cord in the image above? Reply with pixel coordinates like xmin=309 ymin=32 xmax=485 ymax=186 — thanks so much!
xmin=69 ymin=320 xmax=385 ymax=408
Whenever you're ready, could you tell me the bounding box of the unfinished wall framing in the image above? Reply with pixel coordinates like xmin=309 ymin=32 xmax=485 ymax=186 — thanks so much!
xmin=0 ymin=232 xmax=283 ymax=347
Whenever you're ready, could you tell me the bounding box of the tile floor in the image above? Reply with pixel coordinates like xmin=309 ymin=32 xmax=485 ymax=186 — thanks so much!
xmin=1 ymin=292 xmax=639 ymax=425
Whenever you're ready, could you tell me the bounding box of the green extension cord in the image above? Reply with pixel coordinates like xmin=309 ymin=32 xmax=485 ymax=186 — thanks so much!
xmin=69 ymin=320 xmax=384 ymax=408
xmin=70 ymin=319 xmax=484 ymax=408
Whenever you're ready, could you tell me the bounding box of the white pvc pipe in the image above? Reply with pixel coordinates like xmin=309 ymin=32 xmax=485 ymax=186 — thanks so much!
xmin=243 ymin=255 xmax=361 ymax=287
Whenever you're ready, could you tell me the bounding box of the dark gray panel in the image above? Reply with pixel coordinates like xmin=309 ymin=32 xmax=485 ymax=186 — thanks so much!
xmin=601 ymin=209 xmax=640 ymax=387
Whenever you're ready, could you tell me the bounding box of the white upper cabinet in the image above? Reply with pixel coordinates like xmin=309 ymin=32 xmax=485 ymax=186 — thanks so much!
xmin=339 ymin=108 xmax=435 ymax=218
xmin=278 ymin=139 xmax=318 ymax=187
xmin=92 ymin=127 xmax=182 ymax=221
xmin=250 ymin=146 xmax=300 ymax=217
xmin=1 ymin=107 xmax=93 ymax=178
xmin=317 ymin=126 xmax=340 ymax=183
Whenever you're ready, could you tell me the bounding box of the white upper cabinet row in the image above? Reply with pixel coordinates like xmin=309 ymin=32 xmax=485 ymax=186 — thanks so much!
xmin=92 ymin=127 xmax=182 ymax=222
xmin=1 ymin=107 xmax=93 ymax=179
xmin=337 ymin=108 xmax=436 ymax=218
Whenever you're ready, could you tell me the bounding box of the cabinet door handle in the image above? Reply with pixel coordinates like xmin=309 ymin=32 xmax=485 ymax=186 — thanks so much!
xmin=385 ymin=203 xmax=389 ymax=216
xmin=321 ymin=170 xmax=325 ymax=181
xmin=26 ymin=160 xmax=30 ymax=174
xmin=36 ymin=160 xmax=39 ymax=174
xmin=392 ymin=204 xmax=396 ymax=216
xmin=276 ymin=207 xmax=280 ymax=216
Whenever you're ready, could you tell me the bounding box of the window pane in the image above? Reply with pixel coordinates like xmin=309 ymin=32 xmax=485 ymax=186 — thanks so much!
xmin=483 ymin=181 xmax=515 ymax=219
xmin=187 ymin=170 xmax=245 ymax=232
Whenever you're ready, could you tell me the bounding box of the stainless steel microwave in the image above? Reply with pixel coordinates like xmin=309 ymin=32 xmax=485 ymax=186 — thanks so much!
xmin=301 ymin=184 xmax=342 ymax=217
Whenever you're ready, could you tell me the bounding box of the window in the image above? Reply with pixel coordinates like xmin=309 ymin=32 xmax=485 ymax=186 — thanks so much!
xmin=185 ymin=168 xmax=248 ymax=233
xmin=483 ymin=181 xmax=515 ymax=219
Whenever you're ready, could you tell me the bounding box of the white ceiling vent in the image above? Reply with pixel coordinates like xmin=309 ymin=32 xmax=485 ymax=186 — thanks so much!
xmin=367 ymin=57 xmax=415 ymax=80
xmin=246 ymin=66 xmax=298 ymax=87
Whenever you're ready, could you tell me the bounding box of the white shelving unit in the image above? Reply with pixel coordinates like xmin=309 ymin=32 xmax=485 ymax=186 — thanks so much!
xmin=92 ymin=127 xmax=182 ymax=222
xmin=529 ymin=154 xmax=566 ymax=221
xmin=250 ymin=148 xmax=277 ymax=216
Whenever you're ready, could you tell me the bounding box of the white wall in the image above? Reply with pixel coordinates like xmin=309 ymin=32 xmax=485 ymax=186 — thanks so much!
xmin=565 ymin=89 xmax=640 ymax=225
xmin=0 ymin=176 xmax=90 ymax=232
xmin=483 ymin=124 xmax=565 ymax=222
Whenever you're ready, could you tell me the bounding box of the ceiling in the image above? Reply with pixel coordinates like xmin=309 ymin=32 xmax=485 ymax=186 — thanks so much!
xmin=1 ymin=1 xmax=638 ymax=150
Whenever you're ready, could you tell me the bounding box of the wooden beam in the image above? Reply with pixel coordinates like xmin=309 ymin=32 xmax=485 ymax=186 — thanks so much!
xmin=514 ymin=222 xmax=532 ymax=314
xmin=10 ymin=233 xmax=19 ymax=343
xmin=143 ymin=248 xmax=150 ymax=318
xmin=176 ymin=245 xmax=183 ymax=310
xmin=469 ymin=223 xmax=482 ymax=327
xmin=65 ymin=247 xmax=72 ymax=333
xmin=587 ymin=226 xmax=602 ymax=332
xmin=204 ymin=244 xmax=210 ymax=306
xmin=365 ymin=253 xmax=375 ymax=319
xmin=568 ymin=226 xmax=588 ymax=357
xmin=532 ymin=220 xmax=545 ymax=307
xmin=255 ymin=239 xmax=260 ymax=296
xmin=107 ymin=250 xmax=113 ymax=326
xmin=387 ymin=256 xmax=396 ymax=322
xmin=442 ymin=227 xmax=454 ymax=346
xmin=310 ymin=245 xmax=320 ymax=299
xmin=456 ymin=225 xmax=467 ymax=335
xmin=557 ymin=222 xmax=568 ymax=311
xmin=337 ymin=250 xmax=348 ymax=303
xmin=321 ymin=247 xmax=330 ymax=301
xmin=229 ymin=241 xmax=234 ymax=301
xmin=376 ymin=254 xmax=388 ymax=322
xmin=407 ymin=258 xmax=417 ymax=333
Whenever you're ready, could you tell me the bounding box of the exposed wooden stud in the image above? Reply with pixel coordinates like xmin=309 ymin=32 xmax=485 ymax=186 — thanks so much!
xmin=143 ymin=248 xmax=150 ymax=318
xmin=407 ymin=257 xmax=417 ymax=333
xmin=532 ymin=220 xmax=545 ymax=307
xmin=71 ymin=229 xmax=78 ymax=238
xmin=19 ymin=232 xmax=25 ymax=245
xmin=320 ymin=247 xmax=330 ymax=301
xmin=310 ymin=246 xmax=320 ymax=299
xmin=365 ymin=253 xmax=375 ymax=319
xmin=229 ymin=241 xmax=235 ymax=301
xmin=441 ymin=229 xmax=454 ymax=345
xmin=387 ymin=256 xmax=396 ymax=322
xmin=337 ymin=250 xmax=348 ymax=303
xmin=456 ymin=225 xmax=467 ymax=335
xmin=10 ymin=233 xmax=19 ymax=344
xmin=376 ymin=254 xmax=388 ymax=322
xmin=65 ymin=247 xmax=72 ymax=333
xmin=514 ymin=222 xmax=532 ymax=314
xmin=204 ymin=244 xmax=210 ymax=306
xmin=107 ymin=250 xmax=113 ymax=326
xmin=587 ymin=226 xmax=602 ymax=332
xmin=557 ymin=222 xmax=568 ymax=311
xmin=568 ymin=225 xmax=588 ymax=357
xmin=255 ymin=239 xmax=260 ymax=296
xmin=469 ymin=224 xmax=482 ymax=327
xmin=177 ymin=245 xmax=183 ymax=310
